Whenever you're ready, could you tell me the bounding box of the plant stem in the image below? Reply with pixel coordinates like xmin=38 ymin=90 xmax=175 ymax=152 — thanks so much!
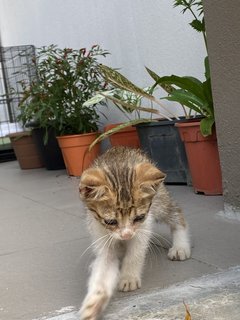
xmin=150 ymin=95 xmax=180 ymax=120
xmin=181 ymin=104 xmax=188 ymax=118
xmin=182 ymin=0 xmax=208 ymax=52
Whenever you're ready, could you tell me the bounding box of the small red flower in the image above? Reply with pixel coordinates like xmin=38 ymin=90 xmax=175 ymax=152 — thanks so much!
xmin=80 ymin=48 xmax=86 ymax=56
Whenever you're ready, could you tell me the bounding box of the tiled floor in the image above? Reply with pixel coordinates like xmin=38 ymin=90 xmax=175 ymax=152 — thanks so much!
xmin=0 ymin=161 xmax=239 ymax=320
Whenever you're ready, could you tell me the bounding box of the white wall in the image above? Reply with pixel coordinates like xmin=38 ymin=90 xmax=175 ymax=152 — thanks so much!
xmin=0 ymin=0 xmax=206 ymax=124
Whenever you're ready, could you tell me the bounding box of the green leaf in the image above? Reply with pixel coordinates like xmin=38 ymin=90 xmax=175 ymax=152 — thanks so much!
xmin=99 ymin=64 xmax=154 ymax=100
xmin=162 ymin=89 xmax=203 ymax=114
xmin=89 ymin=118 xmax=156 ymax=150
xmin=154 ymin=75 xmax=205 ymax=101
xmin=200 ymin=117 xmax=215 ymax=136
xmin=204 ymin=56 xmax=210 ymax=80
xmin=202 ymin=79 xmax=214 ymax=116
xmin=145 ymin=67 xmax=174 ymax=94
xmin=100 ymin=93 xmax=161 ymax=116
xmin=189 ymin=19 xmax=205 ymax=32
xmin=83 ymin=90 xmax=114 ymax=107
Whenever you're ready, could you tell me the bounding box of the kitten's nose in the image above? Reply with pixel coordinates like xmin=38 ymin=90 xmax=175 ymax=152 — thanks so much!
xmin=121 ymin=228 xmax=133 ymax=240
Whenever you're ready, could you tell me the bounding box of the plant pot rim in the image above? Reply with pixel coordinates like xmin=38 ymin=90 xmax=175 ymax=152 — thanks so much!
xmin=175 ymin=120 xmax=202 ymax=128
xmin=104 ymin=123 xmax=136 ymax=132
xmin=135 ymin=116 xmax=203 ymax=128
xmin=7 ymin=131 xmax=32 ymax=138
xmin=56 ymin=131 xmax=100 ymax=140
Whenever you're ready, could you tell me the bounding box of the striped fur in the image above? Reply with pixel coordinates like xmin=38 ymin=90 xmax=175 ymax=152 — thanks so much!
xmin=79 ymin=147 xmax=191 ymax=320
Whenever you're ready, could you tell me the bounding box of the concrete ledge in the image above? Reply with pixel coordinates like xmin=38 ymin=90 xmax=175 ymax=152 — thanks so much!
xmin=217 ymin=203 xmax=240 ymax=222
xmin=105 ymin=266 xmax=240 ymax=320
xmin=40 ymin=267 xmax=240 ymax=320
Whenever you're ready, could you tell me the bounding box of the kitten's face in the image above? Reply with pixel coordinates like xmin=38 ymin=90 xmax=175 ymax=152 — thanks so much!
xmin=85 ymin=197 xmax=152 ymax=240
xmin=80 ymin=162 xmax=165 ymax=241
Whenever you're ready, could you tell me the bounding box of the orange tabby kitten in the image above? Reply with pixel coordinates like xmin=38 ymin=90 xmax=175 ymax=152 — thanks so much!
xmin=79 ymin=147 xmax=191 ymax=320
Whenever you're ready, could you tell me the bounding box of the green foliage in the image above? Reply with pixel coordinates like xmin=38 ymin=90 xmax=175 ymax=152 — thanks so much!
xmin=85 ymin=64 xmax=180 ymax=148
xmin=84 ymin=86 xmax=156 ymax=120
xmin=146 ymin=56 xmax=214 ymax=136
xmin=144 ymin=1 xmax=215 ymax=136
xmin=18 ymin=44 xmax=109 ymax=137
xmin=173 ymin=0 xmax=204 ymax=15
xmin=99 ymin=64 xmax=154 ymax=101
xmin=190 ymin=18 xmax=205 ymax=33
xmin=173 ymin=0 xmax=207 ymax=50
xmin=99 ymin=64 xmax=176 ymax=120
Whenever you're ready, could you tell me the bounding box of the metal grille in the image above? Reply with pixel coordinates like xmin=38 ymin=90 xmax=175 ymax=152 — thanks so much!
xmin=0 ymin=45 xmax=36 ymax=161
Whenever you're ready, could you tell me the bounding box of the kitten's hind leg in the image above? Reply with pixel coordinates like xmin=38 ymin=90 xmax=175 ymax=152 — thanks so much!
xmin=167 ymin=208 xmax=191 ymax=261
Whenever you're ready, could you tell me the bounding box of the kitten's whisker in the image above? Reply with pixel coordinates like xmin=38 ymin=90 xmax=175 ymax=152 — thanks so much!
xmin=99 ymin=234 xmax=114 ymax=254
xmin=150 ymin=234 xmax=169 ymax=249
xmin=138 ymin=233 xmax=155 ymax=267
xmin=137 ymin=230 xmax=169 ymax=261
xmin=138 ymin=228 xmax=171 ymax=247
xmin=149 ymin=239 xmax=166 ymax=256
xmin=106 ymin=235 xmax=115 ymax=254
xmin=139 ymin=228 xmax=171 ymax=243
xmin=80 ymin=234 xmax=109 ymax=258
xmin=148 ymin=242 xmax=158 ymax=264
xmin=136 ymin=232 xmax=156 ymax=267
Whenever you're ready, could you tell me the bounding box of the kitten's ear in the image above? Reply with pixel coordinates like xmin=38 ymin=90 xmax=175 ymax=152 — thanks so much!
xmin=79 ymin=168 xmax=111 ymax=201
xmin=135 ymin=162 xmax=166 ymax=197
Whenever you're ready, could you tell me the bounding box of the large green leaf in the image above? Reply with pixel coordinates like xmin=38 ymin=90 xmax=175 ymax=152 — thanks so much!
xmin=200 ymin=117 xmax=215 ymax=136
xmin=145 ymin=67 xmax=174 ymax=94
xmin=162 ymin=89 xmax=203 ymax=114
xmin=153 ymin=75 xmax=205 ymax=101
xmin=99 ymin=64 xmax=154 ymax=100
xmin=202 ymin=79 xmax=214 ymax=116
xmin=184 ymin=76 xmax=203 ymax=87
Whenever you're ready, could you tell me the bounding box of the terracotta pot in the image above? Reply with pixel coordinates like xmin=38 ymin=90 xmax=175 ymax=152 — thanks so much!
xmin=57 ymin=132 xmax=100 ymax=176
xmin=104 ymin=123 xmax=140 ymax=148
xmin=176 ymin=121 xmax=222 ymax=195
xmin=8 ymin=132 xmax=44 ymax=169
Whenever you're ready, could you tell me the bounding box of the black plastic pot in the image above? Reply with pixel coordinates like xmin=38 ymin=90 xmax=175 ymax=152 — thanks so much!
xmin=32 ymin=127 xmax=65 ymax=170
xmin=136 ymin=119 xmax=191 ymax=184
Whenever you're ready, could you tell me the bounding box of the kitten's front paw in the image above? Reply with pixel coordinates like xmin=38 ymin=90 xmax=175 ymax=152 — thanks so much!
xmin=168 ymin=245 xmax=191 ymax=261
xmin=79 ymin=289 xmax=109 ymax=320
xmin=118 ymin=276 xmax=141 ymax=292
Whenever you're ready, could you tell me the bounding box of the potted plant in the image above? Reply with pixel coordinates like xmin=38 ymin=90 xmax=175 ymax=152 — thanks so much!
xmin=18 ymin=47 xmax=66 ymax=170
xmin=7 ymin=131 xmax=44 ymax=169
xmin=84 ymin=86 xmax=155 ymax=148
xmin=18 ymin=44 xmax=109 ymax=176
xmin=89 ymin=65 xmax=191 ymax=184
xmin=103 ymin=89 xmax=142 ymax=148
xmin=146 ymin=0 xmax=222 ymax=195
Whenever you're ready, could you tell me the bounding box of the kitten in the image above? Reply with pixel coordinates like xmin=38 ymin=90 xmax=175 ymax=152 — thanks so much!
xmin=79 ymin=146 xmax=191 ymax=320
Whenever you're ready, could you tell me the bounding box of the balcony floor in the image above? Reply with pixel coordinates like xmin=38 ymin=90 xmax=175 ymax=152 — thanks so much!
xmin=0 ymin=161 xmax=239 ymax=320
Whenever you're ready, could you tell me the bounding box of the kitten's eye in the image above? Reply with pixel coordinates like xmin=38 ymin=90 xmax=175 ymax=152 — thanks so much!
xmin=104 ymin=219 xmax=118 ymax=226
xmin=134 ymin=214 xmax=146 ymax=223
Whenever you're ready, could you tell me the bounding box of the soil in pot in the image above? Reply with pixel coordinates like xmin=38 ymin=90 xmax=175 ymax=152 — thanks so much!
xmin=57 ymin=132 xmax=100 ymax=176
xmin=176 ymin=121 xmax=222 ymax=195
xmin=8 ymin=132 xmax=44 ymax=169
